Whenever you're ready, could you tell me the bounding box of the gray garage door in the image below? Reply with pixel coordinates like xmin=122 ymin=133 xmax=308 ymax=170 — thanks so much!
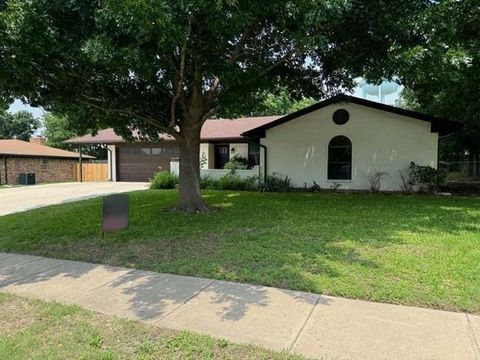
xmin=118 ymin=145 xmax=179 ymax=182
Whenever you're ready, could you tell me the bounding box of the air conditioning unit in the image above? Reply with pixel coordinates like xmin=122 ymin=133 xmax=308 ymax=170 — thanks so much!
xmin=19 ymin=173 xmax=36 ymax=185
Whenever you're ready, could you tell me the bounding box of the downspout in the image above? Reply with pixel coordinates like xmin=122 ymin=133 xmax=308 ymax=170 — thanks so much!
xmin=105 ymin=144 xmax=113 ymax=181
xmin=259 ymin=144 xmax=267 ymax=183
xmin=79 ymin=146 xmax=83 ymax=182
xmin=3 ymin=156 xmax=7 ymax=185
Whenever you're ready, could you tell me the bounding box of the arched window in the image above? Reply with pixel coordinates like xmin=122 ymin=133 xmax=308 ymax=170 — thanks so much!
xmin=328 ymin=136 xmax=352 ymax=180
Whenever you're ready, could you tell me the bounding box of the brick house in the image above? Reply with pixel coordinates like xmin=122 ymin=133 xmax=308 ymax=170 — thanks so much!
xmin=0 ymin=138 xmax=93 ymax=185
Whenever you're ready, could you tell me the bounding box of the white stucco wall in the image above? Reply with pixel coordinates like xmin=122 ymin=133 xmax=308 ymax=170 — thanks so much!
xmin=229 ymin=143 xmax=248 ymax=160
xmin=261 ymin=102 xmax=438 ymax=191
xmin=199 ymin=143 xmax=210 ymax=170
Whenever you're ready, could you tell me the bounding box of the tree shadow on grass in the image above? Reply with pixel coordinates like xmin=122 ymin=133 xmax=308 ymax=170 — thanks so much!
xmin=1 ymin=191 xmax=479 ymax=317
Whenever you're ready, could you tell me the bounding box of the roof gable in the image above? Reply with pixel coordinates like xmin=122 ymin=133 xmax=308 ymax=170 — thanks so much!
xmin=241 ymin=94 xmax=462 ymax=138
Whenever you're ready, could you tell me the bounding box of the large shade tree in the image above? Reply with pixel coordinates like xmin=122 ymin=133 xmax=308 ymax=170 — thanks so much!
xmin=395 ymin=0 xmax=480 ymax=166
xmin=0 ymin=0 xmax=428 ymax=211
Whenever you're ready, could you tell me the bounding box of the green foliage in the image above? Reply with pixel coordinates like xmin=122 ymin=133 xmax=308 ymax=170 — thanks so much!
xmin=0 ymin=0 xmax=428 ymax=138
xmin=409 ymin=162 xmax=447 ymax=192
xmin=42 ymin=113 xmax=76 ymax=149
xmin=150 ymin=171 xmax=178 ymax=189
xmin=394 ymin=1 xmax=480 ymax=162
xmin=200 ymin=174 xmax=257 ymax=191
xmin=223 ymin=155 xmax=249 ymax=171
xmin=0 ymin=110 xmax=39 ymax=141
xmin=258 ymin=174 xmax=292 ymax=192
xmin=42 ymin=113 xmax=107 ymax=158
xmin=250 ymin=88 xmax=316 ymax=116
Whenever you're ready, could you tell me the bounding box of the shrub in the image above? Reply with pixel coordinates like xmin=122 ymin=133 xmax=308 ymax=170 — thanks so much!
xmin=258 ymin=174 xmax=292 ymax=192
xmin=305 ymin=181 xmax=322 ymax=192
xmin=409 ymin=162 xmax=447 ymax=192
xmin=149 ymin=171 xmax=178 ymax=189
xmin=200 ymin=174 xmax=257 ymax=191
xmin=224 ymin=155 xmax=249 ymax=171
xmin=368 ymin=170 xmax=389 ymax=193
xmin=399 ymin=169 xmax=414 ymax=193
xmin=217 ymin=174 xmax=257 ymax=190
xmin=200 ymin=176 xmax=216 ymax=190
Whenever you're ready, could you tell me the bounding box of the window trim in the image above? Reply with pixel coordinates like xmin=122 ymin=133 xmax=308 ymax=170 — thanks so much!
xmin=327 ymin=135 xmax=352 ymax=181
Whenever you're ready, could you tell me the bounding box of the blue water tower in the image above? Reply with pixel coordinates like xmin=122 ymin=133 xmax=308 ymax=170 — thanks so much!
xmin=359 ymin=80 xmax=400 ymax=103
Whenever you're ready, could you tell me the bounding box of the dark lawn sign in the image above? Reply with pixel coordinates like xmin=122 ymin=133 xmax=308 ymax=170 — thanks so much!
xmin=102 ymin=194 xmax=129 ymax=236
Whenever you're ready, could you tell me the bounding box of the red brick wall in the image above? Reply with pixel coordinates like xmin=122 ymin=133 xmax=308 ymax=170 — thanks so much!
xmin=0 ymin=157 xmax=77 ymax=185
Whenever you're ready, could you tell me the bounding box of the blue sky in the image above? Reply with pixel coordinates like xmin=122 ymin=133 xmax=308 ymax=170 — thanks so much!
xmin=8 ymin=99 xmax=45 ymax=118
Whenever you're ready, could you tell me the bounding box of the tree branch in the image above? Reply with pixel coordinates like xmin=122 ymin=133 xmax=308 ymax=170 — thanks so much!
xmin=201 ymin=105 xmax=220 ymax=122
xmin=204 ymin=18 xmax=260 ymax=106
xmin=78 ymin=96 xmax=180 ymax=137
xmin=170 ymin=16 xmax=192 ymax=129
xmin=228 ymin=18 xmax=259 ymax=64
xmin=265 ymin=48 xmax=297 ymax=73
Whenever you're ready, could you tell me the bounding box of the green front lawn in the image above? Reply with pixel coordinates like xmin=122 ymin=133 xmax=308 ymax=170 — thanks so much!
xmin=1 ymin=190 xmax=479 ymax=313
xmin=0 ymin=293 xmax=299 ymax=359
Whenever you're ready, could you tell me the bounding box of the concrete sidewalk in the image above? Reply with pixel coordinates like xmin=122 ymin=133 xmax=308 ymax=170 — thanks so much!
xmin=0 ymin=252 xmax=478 ymax=360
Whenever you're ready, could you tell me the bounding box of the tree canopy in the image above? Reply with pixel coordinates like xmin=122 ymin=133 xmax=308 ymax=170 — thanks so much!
xmin=42 ymin=113 xmax=107 ymax=158
xmin=391 ymin=0 xmax=480 ymax=163
xmin=0 ymin=0 xmax=433 ymax=210
xmin=0 ymin=109 xmax=39 ymax=141
xmin=249 ymin=88 xmax=316 ymax=117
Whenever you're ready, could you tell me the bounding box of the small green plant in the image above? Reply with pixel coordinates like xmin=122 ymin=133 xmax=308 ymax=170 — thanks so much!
xmin=89 ymin=334 xmax=103 ymax=348
xmin=224 ymin=155 xmax=249 ymax=172
xmin=137 ymin=340 xmax=155 ymax=357
xmin=409 ymin=162 xmax=447 ymax=193
xmin=149 ymin=171 xmax=178 ymax=189
xmin=258 ymin=174 xmax=292 ymax=192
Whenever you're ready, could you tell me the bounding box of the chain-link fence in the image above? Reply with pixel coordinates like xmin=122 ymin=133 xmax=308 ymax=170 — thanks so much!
xmin=439 ymin=161 xmax=480 ymax=181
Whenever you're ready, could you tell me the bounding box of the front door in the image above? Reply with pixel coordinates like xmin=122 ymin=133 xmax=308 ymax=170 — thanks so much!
xmin=214 ymin=145 xmax=230 ymax=169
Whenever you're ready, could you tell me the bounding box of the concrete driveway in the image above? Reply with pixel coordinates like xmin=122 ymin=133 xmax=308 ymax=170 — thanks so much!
xmin=0 ymin=182 xmax=147 ymax=216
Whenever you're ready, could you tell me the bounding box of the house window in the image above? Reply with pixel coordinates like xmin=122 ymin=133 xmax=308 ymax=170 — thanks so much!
xmin=41 ymin=159 xmax=48 ymax=170
xmin=248 ymin=142 xmax=260 ymax=166
xmin=328 ymin=136 xmax=352 ymax=180
xmin=332 ymin=109 xmax=350 ymax=125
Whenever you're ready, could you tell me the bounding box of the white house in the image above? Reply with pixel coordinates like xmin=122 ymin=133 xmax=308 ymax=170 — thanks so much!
xmin=67 ymin=94 xmax=460 ymax=191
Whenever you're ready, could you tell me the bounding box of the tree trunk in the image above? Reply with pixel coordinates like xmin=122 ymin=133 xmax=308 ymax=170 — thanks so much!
xmin=175 ymin=127 xmax=210 ymax=212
